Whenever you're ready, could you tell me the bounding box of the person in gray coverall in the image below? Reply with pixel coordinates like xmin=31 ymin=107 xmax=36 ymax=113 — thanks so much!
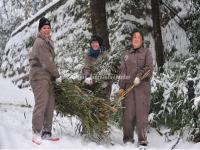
xmin=29 ymin=17 xmax=60 ymax=145
xmin=118 ymin=30 xmax=153 ymax=147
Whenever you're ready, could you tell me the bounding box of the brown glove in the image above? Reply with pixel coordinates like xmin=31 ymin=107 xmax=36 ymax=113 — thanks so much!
xmin=119 ymin=89 xmax=126 ymax=97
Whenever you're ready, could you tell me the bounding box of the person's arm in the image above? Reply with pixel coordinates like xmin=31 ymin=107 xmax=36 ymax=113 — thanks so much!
xmin=136 ymin=49 xmax=153 ymax=80
xmin=119 ymin=56 xmax=127 ymax=90
xmin=36 ymin=42 xmax=60 ymax=79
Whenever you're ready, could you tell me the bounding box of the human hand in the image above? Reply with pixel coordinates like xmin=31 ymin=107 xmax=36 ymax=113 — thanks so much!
xmin=133 ymin=77 xmax=141 ymax=86
xmin=84 ymin=77 xmax=93 ymax=85
xmin=118 ymin=89 xmax=126 ymax=97
xmin=56 ymin=76 xmax=62 ymax=82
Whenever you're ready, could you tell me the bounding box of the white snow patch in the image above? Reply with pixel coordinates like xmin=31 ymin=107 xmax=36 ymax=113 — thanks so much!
xmin=0 ymin=75 xmax=200 ymax=149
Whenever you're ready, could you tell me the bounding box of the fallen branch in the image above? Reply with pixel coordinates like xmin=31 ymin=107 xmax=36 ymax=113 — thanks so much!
xmin=54 ymin=80 xmax=117 ymax=142
xmin=0 ymin=102 xmax=32 ymax=108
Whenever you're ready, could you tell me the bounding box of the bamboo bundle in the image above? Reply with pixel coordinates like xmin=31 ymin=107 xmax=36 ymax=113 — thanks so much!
xmin=54 ymin=80 xmax=117 ymax=142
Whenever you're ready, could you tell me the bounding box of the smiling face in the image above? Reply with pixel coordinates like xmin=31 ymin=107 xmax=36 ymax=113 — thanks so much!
xmin=40 ymin=25 xmax=51 ymax=38
xmin=91 ymin=41 xmax=100 ymax=50
xmin=132 ymin=32 xmax=143 ymax=49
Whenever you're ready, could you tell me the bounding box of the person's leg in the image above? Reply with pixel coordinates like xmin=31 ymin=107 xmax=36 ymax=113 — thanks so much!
xmin=31 ymin=80 xmax=50 ymax=133
xmin=31 ymin=80 xmax=50 ymax=144
xmin=122 ymin=91 xmax=135 ymax=143
xmin=99 ymin=80 xmax=112 ymax=100
xmin=82 ymin=67 xmax=91 ymax=79
xmin=43 ymin=81 xmax=55 ymax=133
xmin=135 ymin=84 xmax=150 ymax=146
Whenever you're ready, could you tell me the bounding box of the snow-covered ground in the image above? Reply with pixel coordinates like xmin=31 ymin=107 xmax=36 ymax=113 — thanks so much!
xmin=0 ymin=75 xmax=200 ymax=149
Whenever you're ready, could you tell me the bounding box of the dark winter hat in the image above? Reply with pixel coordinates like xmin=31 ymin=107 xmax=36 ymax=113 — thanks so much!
xmin=38 ymin=17 xmax=51 ymax=31
xmin=90 ymin=35 xmax=104 ymax=47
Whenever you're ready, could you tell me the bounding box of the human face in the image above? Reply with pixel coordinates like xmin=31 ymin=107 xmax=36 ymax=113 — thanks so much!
xmin=91 ymin=41 xmax=100 ymax=50
xmin=132 ymin=32 xmax=143 ymax=49
xmin=40 ymin=25 xmax=51 ymax=38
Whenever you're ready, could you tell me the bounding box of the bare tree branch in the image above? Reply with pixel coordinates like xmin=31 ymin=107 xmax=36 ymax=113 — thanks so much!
xmin=15 ymin=0 xmax=25 ymax=8
xmin=2 ymin=0 xmax=9 ymax=19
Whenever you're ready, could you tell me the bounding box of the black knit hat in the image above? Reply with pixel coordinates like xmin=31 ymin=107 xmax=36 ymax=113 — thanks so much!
xmin=38 ymin=17 xmax=51 ymax=31
xmin=90 ymin=35 xmax=104 ymax=47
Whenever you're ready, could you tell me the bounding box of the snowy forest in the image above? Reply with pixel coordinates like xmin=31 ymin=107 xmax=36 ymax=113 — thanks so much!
xmin=0 ymin=0 xmax=200 ymax=149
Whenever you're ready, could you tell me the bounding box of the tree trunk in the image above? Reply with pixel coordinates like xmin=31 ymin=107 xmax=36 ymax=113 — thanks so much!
xmin=151 ymin=0 xmax=165 ymax=72
xmin=24 ymin=0 xmax=29 ymax=19
xmin=90 ymin=0 xmax=110 ymax=49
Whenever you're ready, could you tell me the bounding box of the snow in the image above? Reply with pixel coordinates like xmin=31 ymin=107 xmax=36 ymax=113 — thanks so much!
xmin=194 ymin=96 xmax=200 ymax=108
xmin=161 ymin=0 xmax=191 ymax=55
xmin=1 ymin=0 xmax=200 ymax=148
xmin=0 ymin=76 xmax=200 ymax=149
xmin=162 ymin=19 xmax=190 ymax=55
xmin=2 ymin=0 xmax=92 ymax=88
xmin=0 ymin=74 xmax=34 ymax=106
xmin=11 ymin=0 xmax=61 ymax=36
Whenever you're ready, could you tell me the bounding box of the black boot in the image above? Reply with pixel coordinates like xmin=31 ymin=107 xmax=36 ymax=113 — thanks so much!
xmin=41 ymin=131 xmax=52 ymax=140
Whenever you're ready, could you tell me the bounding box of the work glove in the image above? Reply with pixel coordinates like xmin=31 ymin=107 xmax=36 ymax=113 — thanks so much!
xmin=84 ymin=77 xmax=93 ymax=85
xmin=56 ymin=76 xmax=62 ymax=82
xmin=133 ymin=77 xmax=141 ymax=86
xmin=118 ymin=89 xmax=126 ymax=97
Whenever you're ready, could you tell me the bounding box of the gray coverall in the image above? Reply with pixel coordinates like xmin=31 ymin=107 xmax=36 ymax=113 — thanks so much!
xmin=29 ymin=32 xmax=60 ymax=134
xmin=119 ymin=47 xmax=153 ymax=144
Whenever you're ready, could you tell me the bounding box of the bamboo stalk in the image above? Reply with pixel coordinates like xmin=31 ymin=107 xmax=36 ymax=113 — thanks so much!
xmin=117 ymin=70 xmax=151 ymax=102
xmin=101 ymin=101 xmax=118 ymax=113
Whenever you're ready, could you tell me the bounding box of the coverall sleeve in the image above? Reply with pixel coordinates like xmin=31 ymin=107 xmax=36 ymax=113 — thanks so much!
xmin=136 ymin=49 xmax=154 ymax=80
xmin=36 ymin=43 xmax=60 ymax=79
xmin=119 ymin=56 xmax=127 ymax=89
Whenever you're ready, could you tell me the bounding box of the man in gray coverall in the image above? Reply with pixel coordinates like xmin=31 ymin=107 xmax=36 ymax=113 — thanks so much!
xmin=29 ymin=17 xmax=60 ymax=145
xmin=118 ymin=30 xmax=153 ymax=147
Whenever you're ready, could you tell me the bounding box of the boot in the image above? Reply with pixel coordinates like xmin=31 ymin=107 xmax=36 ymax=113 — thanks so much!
xmin=41 ymin=131 xmax=52 ymax=140
xmin=32 ymin=132 xmax=42 ymax=145
xmin=41 ymin=131 xmax=59 ymax=141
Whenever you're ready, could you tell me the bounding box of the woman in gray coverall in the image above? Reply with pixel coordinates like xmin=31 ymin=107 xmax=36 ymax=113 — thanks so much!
xmin=118 ymin=30 xmax=153 ymax=147
xmin=29 ymin=17 xmax=60 ymax=145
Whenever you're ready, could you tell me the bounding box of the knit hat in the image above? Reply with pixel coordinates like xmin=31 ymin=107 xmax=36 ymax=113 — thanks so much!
xmin=38 ymin=17 xmax=51 ymax=31
xmin=90 ymin=35 xmax=104 ymax=47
